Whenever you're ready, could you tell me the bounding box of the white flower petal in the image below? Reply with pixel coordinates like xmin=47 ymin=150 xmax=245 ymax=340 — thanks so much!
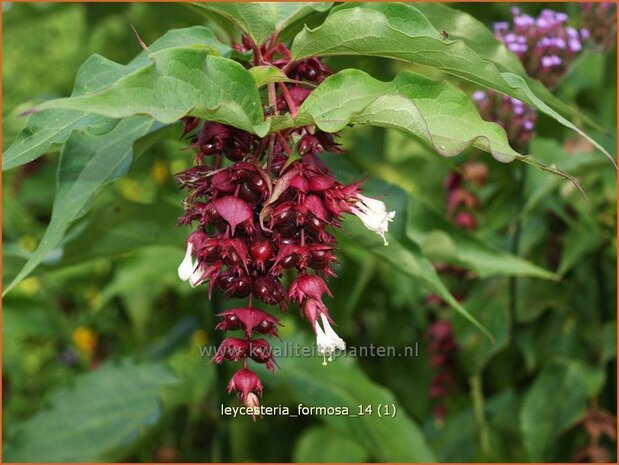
xmin=189 ymin=265 xmax=206 ymax=287
xmin=357 ymin=194 xmax=388 ymax=215
xmin=320 ymin=313 xmax=346 ymax=351
xmin=178 ymin=243 xmax=196 ymax=281
xmin=351 ymin=195 xmax=396 ymax=246
xmin=314 ymin=323 xmax=332 ymax=356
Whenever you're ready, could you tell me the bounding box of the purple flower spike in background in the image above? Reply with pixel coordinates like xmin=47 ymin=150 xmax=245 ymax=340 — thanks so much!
xmin=497 ymin=6 xmax=587 ymax=88
xmin=473 ymin=90 xmax=537 ymax=152
xmin=472 ymin=6 xmax=590 ymax=151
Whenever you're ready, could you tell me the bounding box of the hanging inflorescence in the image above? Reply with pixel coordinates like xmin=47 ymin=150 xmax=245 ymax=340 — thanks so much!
xmin=175 ymin=36 xmax=395 ymax=412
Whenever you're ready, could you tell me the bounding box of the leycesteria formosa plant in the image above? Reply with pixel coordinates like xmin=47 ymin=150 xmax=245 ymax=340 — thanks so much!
xmin=2 ymin=3 xmax=615 ymax=415
xmin=175 ymin=38 xmax=396 ymax=409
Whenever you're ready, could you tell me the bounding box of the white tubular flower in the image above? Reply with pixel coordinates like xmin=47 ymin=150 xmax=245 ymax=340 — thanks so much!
xmin=350 ymin=194 xmax=396 ymax=246
xmin=189 ymin=265 xmax=206 ymax=287
xmin=245 ymin=392 xmax=260 ymax=409
xmin=314 ymin=313 xmax=346 ymax=365
xmin=178 ymin=242 xmax=196 ymax=281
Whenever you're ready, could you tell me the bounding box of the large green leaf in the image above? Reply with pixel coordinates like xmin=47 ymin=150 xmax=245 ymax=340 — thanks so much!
xmin=407 ymin=199 xmax=557 ymax=279
xmin=261 ymin=334 xmax=436 ymax=462
xmin=196 ymin=2 xmax=333 ymax=44
xmin=275 ymin=2 xmax=334 ymax=34
xmin=3 ymin=117 xmax=156 ymax=296
xmin=292 ymin=69 xmax=576 ymax=183
xmin=4 ymin=359 xmax=178 ymax=462
xmin=36 ymin=48 xmax=269 ymax=135
xmin=297 ymin=69 xmax=519 ymax=160
xmin=290 ymin=4 xmax=614 ymax=164
xmin=3 ymin=26 xmax=228 ymax=171
xmin=197 ymin=2 xmax=278 ymax=45
xmin=519 ymin=359 xmax=605 ymax=461
xmin=2 ymin=111 xmax=112 ymax=171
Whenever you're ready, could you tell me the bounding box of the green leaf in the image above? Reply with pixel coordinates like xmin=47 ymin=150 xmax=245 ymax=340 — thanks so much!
xmin=197 ymin=2 xmax=333 ymax=44
xmin=519 ymin=359 xmax=605 ymax=461
xmin=296 ymin=69 xmax=520 ymax=161
xmin=290 ymin=4 xmax=614 ymax=164
xmin=4 ymin=359 xmax=178 ymax=462
xmin=3 ymin=26 xmax=228 ymax=171
xmin=407 ymin=199 xmax=558 ymax=279
xmin=292 ymin=69 xmax=576 ymax=185
xmin=262 ymin=334 xmax=436 ymax=462
xmin=275 ymin=2 xmax=334 ymax=34
xmin=249 ymin=64 xmax=294 ymax=88
xmin=2 ymin=111 xmax=111 ymax=171
xmin=3 ymin=116 xmax=156 ymax=296
xmin=198 ymin=2 xmax=278 ymax=45
xmin=37 ymin=48 xmax=269 ymax=135
xmin=293 ymin=426 xmax=369 ymax=462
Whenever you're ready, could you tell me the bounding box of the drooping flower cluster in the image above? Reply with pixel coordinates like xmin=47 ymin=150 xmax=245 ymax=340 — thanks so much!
xmin=426 ymin=319 xmax=458 ymax=424
xmin=580 ymin=3 xmax=616 ymax=51
xmin=495 ymin=7 xmax=588 ymax=88
xmin=176 ymin=37 xmax=395 ymax=411
xmin=444 ymin=161 xmax=488 ymax=231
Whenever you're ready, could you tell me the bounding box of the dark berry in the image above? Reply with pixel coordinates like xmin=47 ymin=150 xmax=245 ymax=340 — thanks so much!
xmin=250 ymin=240 xmax=274 ymax=263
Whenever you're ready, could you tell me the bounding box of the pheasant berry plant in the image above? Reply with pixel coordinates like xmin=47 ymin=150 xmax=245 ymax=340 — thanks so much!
xmin=3 ymin=3 xmax=616 ymax=454
xmin=176 ymin=38 xmax=394 ymax=409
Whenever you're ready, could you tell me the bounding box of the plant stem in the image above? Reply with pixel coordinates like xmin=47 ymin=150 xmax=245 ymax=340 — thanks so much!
xmin=266 ymin=134 xmax=276 ymax=174
xmin=214 ymin=153 xmax=222 ymax=170
xmin=278 ymin=82 xmax=298 ymax=118
xmin=249 ymin=38 xmax=263 ymax=66
xmin=276 ymin=132 xmax=292 ymax=155
xmin=470 ymin=375 xmax=493 ymax=459
xmin=267 ymin=82 xmax=277 ymax=111
xmin=281 ymin=60 xmax=297 ymax=75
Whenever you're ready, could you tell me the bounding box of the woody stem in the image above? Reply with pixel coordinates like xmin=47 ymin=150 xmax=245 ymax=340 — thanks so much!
xmin=278 ymin=82 xmax=298 ymax=118
xmin=276 ymin=132 xmax=292 ymax=156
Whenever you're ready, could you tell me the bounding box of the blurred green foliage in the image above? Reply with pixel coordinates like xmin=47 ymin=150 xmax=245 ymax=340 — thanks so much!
xmin=2 ymin=2 xmax=616 ymax=463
